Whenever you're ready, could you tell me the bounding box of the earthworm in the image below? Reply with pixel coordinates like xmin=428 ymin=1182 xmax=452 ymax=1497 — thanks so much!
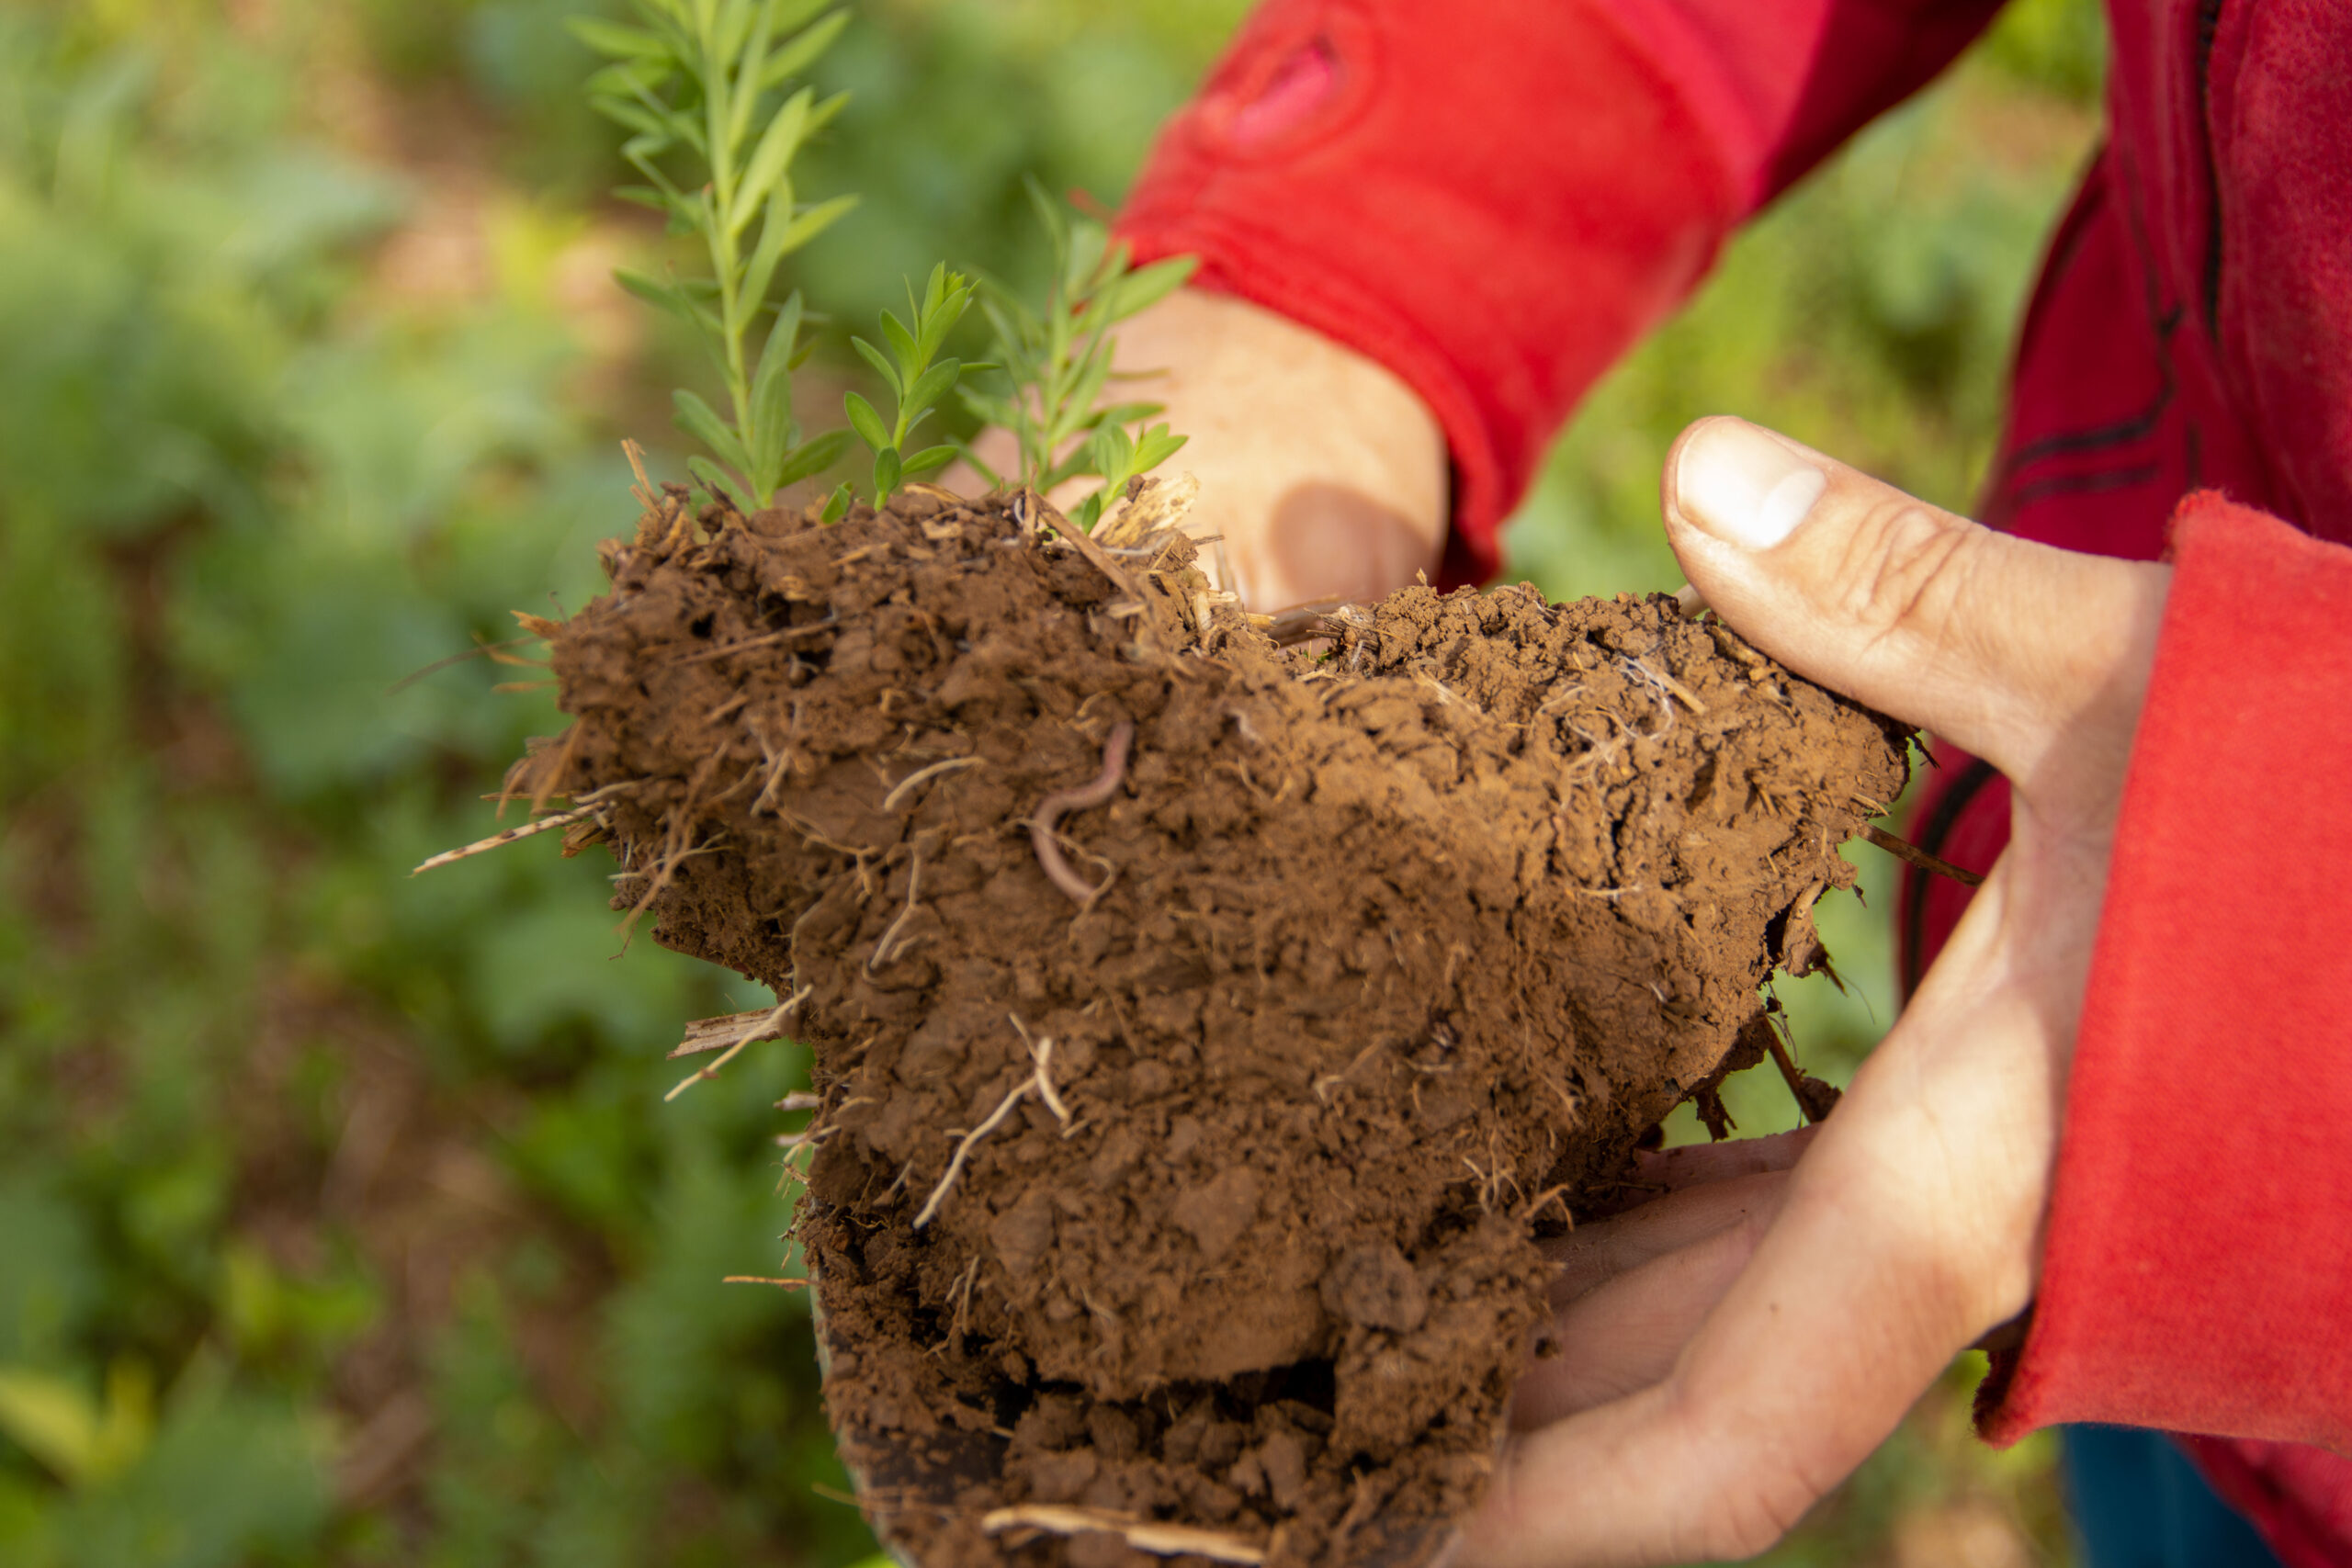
xmin=1030 ymin=720 xmax=1134 ymax=903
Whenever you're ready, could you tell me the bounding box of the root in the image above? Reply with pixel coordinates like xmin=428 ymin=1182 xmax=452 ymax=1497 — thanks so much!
xmin=1624 ymin=656 xmax=1708 ymax=715
xmin=981 ymin=1506 xmax=1267 ymax=1566
xmin=1009 ymin=1014 xmax=1072 ymax=1131
xmin=411 ymin=806 xmax=599 ymax=876
xmin=1031 ymin=720 xmax=1134 ymax=904
xmin=867 ymin=853 xmax=926 ymax=972
xmin=911 ymin=1077 xmax=1032 ymax=1230
xmin=1859 ymin=823 xmax=1984 ymax=888
xmin=615 ymin=825 xmax=727 ymax=952
xmin=881 ymin=755 xmax=984 ymax=811
xmin=721 ymin=1275 xmax=807 ymax=1290
xmin=1761 ymin=1022 xmax=1842 ymax=1124
xmin=670 ymin=614 xmax=840 ymax=667
xmin=663 ymin=985 xmax=809 ymax=1101
xmin=748 ymin=703 xmax=807 ymax=815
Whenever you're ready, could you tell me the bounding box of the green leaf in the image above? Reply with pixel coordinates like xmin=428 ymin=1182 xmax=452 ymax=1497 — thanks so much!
xmin=900 ymin=358 xmax=961 ymax=423
xmin=806 ymin=87 xmax=850 ymax=139
xmin=738 ymin=185 xmax=798 ymax=318
xmin=1091 ymin=422 xmax=1135 ymax=478
xmin=777 ymin=428 xmax=854 ymax=488
xmin=900 ymin=445 xmax=959 ymax=480
xmin=716 ymin=0 xmax=759 ymax=87
xmin=570 ymin=17 xmax=673 ymax=59
xmin=748 ymin=291 xmax=808 ymax=477
xmin=613 ymin=266 xmax=694 ymax=326
xmin=586 ymin=94 xmax=673 ymax=141
xmin=586 ymin=58 xmax=671 ymax=97
xmin=674 ymin=389 xmax=755 ymax=477
xmin=850 ymin=336 xmax=901 ymax=399
xmin=842 ymin=392 xmax=891 ymax=456
xmin=870 ymin=446 xmax=902 ymax=501
xmin=1132 ymin=424 xmax=1189 ymax=475
xmin=770 ymin=193 xmax=857 ymax=260
xmin=879 ymin=310 xmax=921 ymax=378
xmin=917 ymin=282 xmax=971 ymax=361
xmin=750 ymin=392 xmax=800 ymax=502
xmin=1108 ymin=254 xmax=1199 ymax=322
xmin=820 ymin=481 xmax=853 ymax=522
xmin=1094 ymin=400 xmax=1165 ymax=430
xmin=758 ymin=7 xmax=850 ymax=90
xmin=730 ymin=86 xmax=814 ymax=237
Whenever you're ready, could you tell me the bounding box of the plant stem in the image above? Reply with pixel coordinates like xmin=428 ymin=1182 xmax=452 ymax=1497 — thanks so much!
xmin=697 ymin=34 xmax=755 ymax=442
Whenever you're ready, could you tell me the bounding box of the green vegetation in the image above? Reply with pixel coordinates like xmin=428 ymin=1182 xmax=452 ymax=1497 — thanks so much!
xmin=0 ymin=0 xmax=2099 ymax=1562
xmin=842 ymin=262 xmax=978 ymax=509
xmin=957 ymin=181 xmax=1195 ymax=527
xmin=574 ymin=0 xmax=856 ymax=511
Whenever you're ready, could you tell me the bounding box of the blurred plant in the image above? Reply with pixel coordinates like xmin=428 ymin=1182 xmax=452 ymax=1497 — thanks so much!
xmin=836 ymin=262 xmax=981 ymax=512
xmin=572 ymin=0 xmax=857 ymax=510
xmin=959 ymin=179 xmax=1194 ymax=528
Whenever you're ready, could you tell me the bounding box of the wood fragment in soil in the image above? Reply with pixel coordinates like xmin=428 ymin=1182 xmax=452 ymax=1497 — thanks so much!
xmin=411 ymin=806 xmax=598 ymax=875
xmin=663 ymin=985 xmax=809 ymax=1101
xmin=979 ymin=1505 xmax=1268 ymax=1566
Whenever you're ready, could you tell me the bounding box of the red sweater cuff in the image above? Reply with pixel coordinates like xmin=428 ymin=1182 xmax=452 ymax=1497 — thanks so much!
xmin=1113 ymin=0 xmax=1737 ymax=586
xmin=1982 ymin=493 xmax=2352 ymax=1451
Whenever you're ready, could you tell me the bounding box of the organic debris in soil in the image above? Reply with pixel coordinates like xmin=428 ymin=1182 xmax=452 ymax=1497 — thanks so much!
xmin=504 ymin=480 xmax=1909 ymax=1568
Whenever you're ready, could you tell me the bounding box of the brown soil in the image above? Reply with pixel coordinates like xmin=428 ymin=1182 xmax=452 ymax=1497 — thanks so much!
xmin=512 ymin=480 xmax=1908 ymax=1568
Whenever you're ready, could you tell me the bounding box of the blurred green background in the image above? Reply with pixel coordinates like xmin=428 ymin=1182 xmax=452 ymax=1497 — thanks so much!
xmin=0 ymin=0 xmax=2102 ymax=1562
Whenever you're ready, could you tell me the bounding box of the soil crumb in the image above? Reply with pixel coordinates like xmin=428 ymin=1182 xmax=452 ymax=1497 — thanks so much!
xmin=514 ymin=482 xmax=1908 ymax=1568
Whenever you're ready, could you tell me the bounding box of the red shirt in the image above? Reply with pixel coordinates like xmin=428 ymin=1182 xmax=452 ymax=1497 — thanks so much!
xmin=1116 ymin=2 xmax=2352 ymax=1560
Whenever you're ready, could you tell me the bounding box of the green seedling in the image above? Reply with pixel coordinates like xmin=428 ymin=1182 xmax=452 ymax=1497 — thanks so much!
xmin=961 ymin=178 xmax=1198 ymax=529
xmin=573 ymin=0 xmax=856 ymax=512
xmin=835 ymin=263 xmax=983 ymax=513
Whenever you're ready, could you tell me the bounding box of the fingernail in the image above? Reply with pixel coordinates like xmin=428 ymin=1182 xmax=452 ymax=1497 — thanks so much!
xmin=1674 ymin=420 xmax=1826 ymax=549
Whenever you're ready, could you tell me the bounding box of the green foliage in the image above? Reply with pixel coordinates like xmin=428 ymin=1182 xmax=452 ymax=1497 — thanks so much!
xmin=841 ymin=262 xmax=979 ymax=506
xmin=959 ymin=179 xmax=1195 ymax=525
xmin=574 ymin=0 xmax=856 ymax=509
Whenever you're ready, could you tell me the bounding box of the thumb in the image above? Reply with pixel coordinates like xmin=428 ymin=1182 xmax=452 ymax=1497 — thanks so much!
xmin=1660 ymin=416 xmax=2167 ymax=792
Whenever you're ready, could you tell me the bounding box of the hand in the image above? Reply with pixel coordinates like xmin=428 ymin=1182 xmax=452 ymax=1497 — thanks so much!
xmin=1465 ymin=417 xmax=2171 ymax=1566
xmin=956 ymin=288 xmax=1449 ymax=608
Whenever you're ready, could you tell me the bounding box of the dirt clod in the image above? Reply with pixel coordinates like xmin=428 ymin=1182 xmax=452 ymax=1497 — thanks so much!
xmin=517 ymin=483 xmax=1908 ymax=1568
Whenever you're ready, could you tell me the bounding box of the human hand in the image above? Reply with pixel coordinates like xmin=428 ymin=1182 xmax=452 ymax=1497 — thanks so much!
xmin=956 ymin=288 xmax=1449 ymax=608
xmin=1464 ymin=417 xmax=2171 ymax=1565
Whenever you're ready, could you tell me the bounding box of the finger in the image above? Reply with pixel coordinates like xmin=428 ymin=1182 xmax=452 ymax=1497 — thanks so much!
xmin=1467 ymin=863 xmax=2057 ymax=1566
xmin=1660 ymin=416 xmax=2167 ymax=795
xmin=1105 ymin=290 xmax=1446 ymax=607
xmin=1515 ymin=1210 xmax=1771 ymax=1429
xmin=1543 ymin=1169 xmax=1791 ymax=1304
xmin=1634 ymin=1124 xmax=1815 ymax=1193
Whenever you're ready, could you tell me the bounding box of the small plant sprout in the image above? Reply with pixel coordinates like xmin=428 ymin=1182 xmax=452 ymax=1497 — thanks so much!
xmin=573 ymin=0 xmax=857 ymax=512
xmin=962 ymin=179 xmax=1197 ymax=530
xmin=837 ymin=264 xmax=982 ymax=512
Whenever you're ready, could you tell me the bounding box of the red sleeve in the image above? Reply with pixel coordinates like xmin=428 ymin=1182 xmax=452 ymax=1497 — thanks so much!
xmin=1980 ymin=496 xmax=2352 ymax=1466
xmin=1114 ymin=0 xmax=2007 ymax=585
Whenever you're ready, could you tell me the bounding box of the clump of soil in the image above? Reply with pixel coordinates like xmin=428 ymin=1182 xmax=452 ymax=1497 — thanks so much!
xmin=507 ymin=480 xmax=1907 ymax=1568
